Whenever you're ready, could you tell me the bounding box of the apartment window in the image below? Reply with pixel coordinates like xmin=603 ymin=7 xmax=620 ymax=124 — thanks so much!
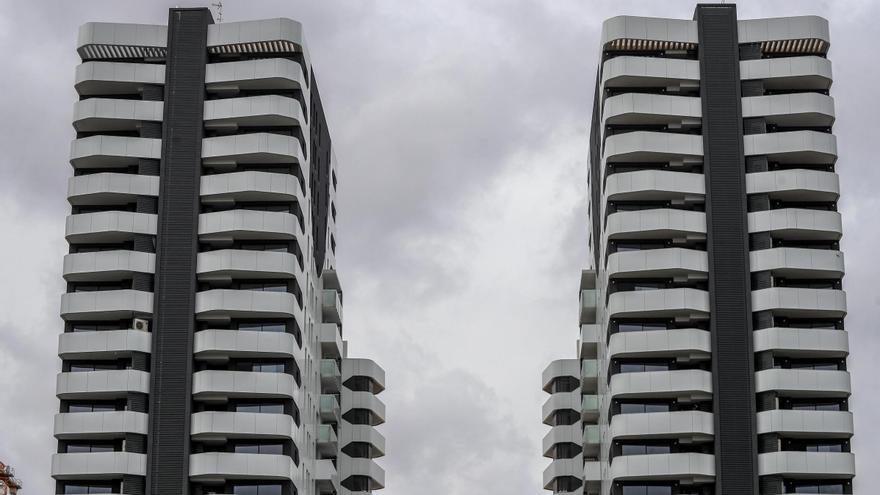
xmin=788 ymin=482 xmax=845 ymax=493
xmin=231 ymin=484 xmax=283 ymax=495
xmin=788 ymin=400 xmax=844 ymax=412
xmin=619 ymin=402 xmax=672 ymax=414
xmin=237 ymin=322 xmax=287 ymax=333
xmin=233 ymin=443 xmax=284 ymax=455
xmin=63 ymin=484 xmax=115 ymax=494
xmin=238 ymin=282 xmax=288 ymax=292
xmin=70 ymin=323 xmax=128 ymax=332
xmin=621 ymin=485 xmax=673 ymax=495
xmin=617 ymin=321 xmax=668 ymax=333
xmin=65 ymin=442 xmax=116 ymax=453
xmin=619 ymin=361 xmax=671 ymax=373
xmin=235 ymin=402 xmax=284 ymax=414
xmin=69 ymin=362 xmax=124 ymax=372
xmin=620 ymin=443 xmax=672 ymax=456
xmin=67 ymin=402 xmax=117 ymax=413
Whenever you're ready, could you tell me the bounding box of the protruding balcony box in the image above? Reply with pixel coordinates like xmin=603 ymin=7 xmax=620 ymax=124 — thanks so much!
xmin=610 ymin=369 xmax=713 ymax=401
xmin=190 ymin=411 xmax=296 ymax=442
xmin=580 ymin=289 xmax=598 ymax=325
xmin=66 ymin=211 xmax=158 ymax=244
xmin=582 ymin=395 xmax=600 ymax=422
xmin=200 ymin=170 xmax=304 ymax=204
xmin=758 ymin=451 xmax=855 ymax=478
xmin=744 ymin=130 xmax=837 ymax=164
xmin=202 ymin=133 xmax=304 ymax=166
xmin=191 ymin=370 xmax=297 ymax=401
xmin=582 ymin=360 xmax=599 ymax=393
xmin=204 ymin=95 xmax=306 ymax=130
xmin=584 ymin=460 xmax=601 ymax=489
xmin=195 ymin=289 xmax=301 ymax=325
xmin=194 ymin=329 xmax=302 ymax=363
xmin=322 ymin=289 xmax=342 ymax=324
xmin=542 ymin=359 xmax=580 ymax=392
xmin=51 ymin=451 xmax=146 ymax=479
xmin=73 ymin=98 xmax=163 ymax=133
xmin=70 ymin=135 xmax=161 ymax=169
xmin=60 ymin=290 xmax=153 ymax=321
xmin=189 ymin=452 xmax=295 ymax=482
xmin=603 ymin=131 xmax=703 ymax=163
xmin=752 ymin=287 xmax=846 ymax=318
xmin=342 ymin=358 xmax=386 ymax=393
xmin=320 ymin=323 xmax=343 ymax=359
xmin=321 ymin=359 xmax=341 ymax=393
xmin=742 ymin=93 xmax=835 ymax=127
xmin=608 ymin=328 xmax=711 ymax=361
xmin=753 ymin=327 xmax=849 ymax=358
xmin=198 ymin=209 xmax=303 ymax=243
xmin=341 ymin=457 xmax=385 ymax=490
xmin=68 ymin=173 xmax=160 ymax=207
xmin=542 ymin=424 xmax=580 ymax=458
xmin=314 ymin=458 xmax=339 ymax=493
xmin=543 ymin=454 xmax=584 ymax=490
xmin=740 ymin=56 xmax=833 ymax=91
xmin=583 ymin=424 xmax=601 ymax=457
xmin=317 ymin=424 xmax=338 ymax=456
xmin=56 ymin=369 xmax=150 ymax=400
xmin=755 ymin=369 xmax=851 ymax=397
xmin=54 ymin=410 xmax=148 ymax=440
xmin=757 ymin=409 xmax=854 ymax=439
xmin=58 ymin=329 xmax=151 ymax=360
xmin=748 ymin=208 xmax=842 ymax=241
xmin=609 ymin=452 xmax=715 ymax=483
xmin=579 ymin=324 xmax=600 ymax=360
xmin=610 ymin=410 xmax=714 ymax=443
xmin=320 ymin=394 xmax=341 ymax=422
xmin=606 ymin=288 xmax=710 ymax=320
xmin=205 ymin=58 xmax=307 ymax=93
xmin=338 ymin=424 xmax=386 ymax=457
xmin=343 ymin=390 xmax=386 ymax=424
xmin=75 ymin=61 xmax=165 ymax=96
xmin=750 ymin=247 xmax=844 ymax=279
xmin=602 ymin=56 xmax=700 ymax=89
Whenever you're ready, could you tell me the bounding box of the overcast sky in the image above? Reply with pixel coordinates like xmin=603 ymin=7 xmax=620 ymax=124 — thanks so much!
xmin=0 ymin=0 xmax=878 ymax=493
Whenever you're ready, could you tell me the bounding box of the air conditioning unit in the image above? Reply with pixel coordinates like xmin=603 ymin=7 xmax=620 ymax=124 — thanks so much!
xmin=133 ymin=318 xmax=149 ymax=332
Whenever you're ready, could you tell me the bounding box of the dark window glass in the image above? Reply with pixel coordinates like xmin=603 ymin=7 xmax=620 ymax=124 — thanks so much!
xmin=235 ymin=403 xmax=285 ymax=414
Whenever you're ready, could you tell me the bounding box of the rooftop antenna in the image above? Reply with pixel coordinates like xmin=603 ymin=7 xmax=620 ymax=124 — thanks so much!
xmin=211 ymin=0 xmax=223 ymax=22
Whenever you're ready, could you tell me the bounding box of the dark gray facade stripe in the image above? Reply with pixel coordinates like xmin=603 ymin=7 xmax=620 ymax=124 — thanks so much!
xmin=146 ymin=8 xmax=212 ymax=495
xmin=694 ymin=4 xmax=758 ymax=494
xmin=589 ymin=69 xmax=602 ymax=270
xmin=310 ymin=72 xmax=332 ymax=275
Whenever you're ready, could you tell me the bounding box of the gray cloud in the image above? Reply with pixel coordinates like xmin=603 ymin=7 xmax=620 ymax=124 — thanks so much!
xmin=1 ymin=0 xmax=879 ymax=493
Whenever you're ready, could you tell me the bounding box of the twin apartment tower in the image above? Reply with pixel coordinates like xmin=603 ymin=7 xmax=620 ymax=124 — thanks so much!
xmin=50 ymin=4 xmax=854 ymax=495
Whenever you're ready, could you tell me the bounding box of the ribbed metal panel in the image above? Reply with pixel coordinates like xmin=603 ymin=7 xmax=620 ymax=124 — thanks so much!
xmin=145 ymin=8 xmax=212 ymax=495
xmin=695 ymin=4 xmax=758 ymax=494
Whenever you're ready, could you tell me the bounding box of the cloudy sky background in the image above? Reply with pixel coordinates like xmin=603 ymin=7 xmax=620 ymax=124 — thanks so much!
xmin=0 ymin=0 xmax=878 ymax=492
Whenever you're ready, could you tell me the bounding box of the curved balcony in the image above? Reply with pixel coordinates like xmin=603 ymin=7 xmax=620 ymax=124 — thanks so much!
xmin=543 ymin=455 xmax=584 ymax=490
xmin=609 ymin=452 xmax=715 ymax=483
xmin=754 ymin=327 xmax=848 ymax=358
xmin=63 ymin=250 xmax=155 ymax=283
xmin=604 ymin=170 xmax=705 ymax=202
xmin=747 ymin=169 xmax=838 ymax=203
xmin=757 ymin=409 xmax=853 ymax=439
xmin=193 ymin=329 xmax=302 ymax=362
xmin=740 ymin=56 xmax=833 ymax=91
xmin=68 ymin=173 xmax=159 ymax=207
xmin=607 ymin=288 xmax=710 ymax=320
xmin=73 ymin=98 xmax=163 ymax=133
xmin=56 ymin=369 xmax=150 ymax=399
xmin=742 ymin=93 xmax=835 ymax=127
xmin=189 ymin=452 xmax=294 ymax=482
xmin=58 ymin=329 xmax=151 ymax=360
xmin=342 ymin=358 xmax=387 ymax=393
xmin=606 ymin=247 xmax=707 ymax=281
xmin=739 ymin=16 xmax=830 ymax=45
xmin=198 ymin=209 xmax=303 ymax=243
xmin=66 ymin=211 xmax=157 ymax=244
xmin=602 ymin=56 xmax=700 ymax=89
xmin=609 ymin=369 xmax=712 ymax=401
xmin=610 ymin=410 xmax=713 ymax=443
xmin=580 ymin=324 xmax=601 ymax=360
xmin=338 ymin=424 xmax=386 ymax=457
xmin=542 ymin=359 xmax=580 ymax=392
xmin=51 ymin=451 xmax=146 ymax=479
xmin=341 ymin=457 xmax=385 ymax=490
xmin=75 ymin=61 xmax=165 ymax=96
xmin=191 ymin=370 xmax=297 ymax=401
xmin=750 ymin=247 xmax=843 ymax=279
xmin=204 ymin=95 xmax=305 ymax=129
xmin=748 ymin=209 xmax=842 ymax=241
xmin=605 ymin=209 xmax=706 ymax=243
xmin=207 ymin=18 xmax=305 ymax=52
xmin=70 ymin=135 xmax=161 ymax=169
xmin=205 ymin=58 xmax=306 ymax=92
xmin=542 ymin=424 xmax=581 ymax=457
xmin=60 ymin=289 xmax=153 ymax=321
xmin=197 ymin=249 xmax=301 ymax=282
xmin=542 ymin=391 xmax=581 ymax=425
xmin=190 ymin=411 xmax=296 ymax=442
xmin=77 ymin=21 xmax=167 ymax=54
xmin=744 ymin=131 xmax=837 ymax=164
xmin=342 ymin=390 xmax=386 ymax=424
xmin=202 ymin=133 xmax=304 ymax=166
xmin=758 ymin=451 xmax=855 ymax=478
xmin=601 ymin=16 xmax=697 ymax=45
xmin=755 ymin=369 xmax=851 ymax=397
xmin=195 ymin=289 xmax=301 ymax=324
xmin=321 ymin=323 xmax=344 ymax=359
xmin=200 ymin=171 xmax=304 ymax=204
xmin=54 ymin=410 xmax=148 ymax=440
xmin=603 ymin=131 xmax=703 ymax=163
xmin=603 ymin=93 xmax=701 ymax=127
xmin=752 ymin=287 xmax=846 ymax=318
xmin=583 ymin=395 xmax=600 ymax=423
xmin=609 ymin=328 xmax=711 ymax=361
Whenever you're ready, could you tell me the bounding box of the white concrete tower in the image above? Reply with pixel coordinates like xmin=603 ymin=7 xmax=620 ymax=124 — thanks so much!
xmin=53 ymin=9 xmax=386 ymax=495
xmin=543 ymin=5 xmax=853 ymax=495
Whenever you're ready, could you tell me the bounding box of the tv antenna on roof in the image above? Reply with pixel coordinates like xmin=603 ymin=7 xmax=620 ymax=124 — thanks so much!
xmin=211 ymin=0 xmax=223 ymax=22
